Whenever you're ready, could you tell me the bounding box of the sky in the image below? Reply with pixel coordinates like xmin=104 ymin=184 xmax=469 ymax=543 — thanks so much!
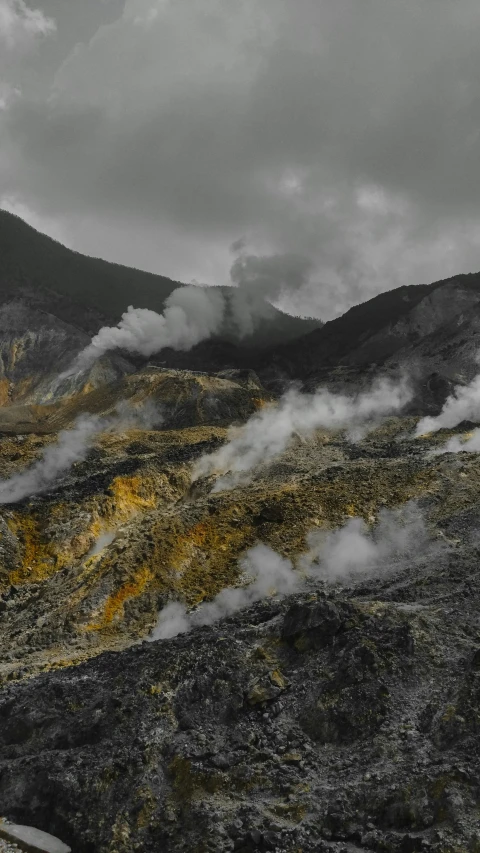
xmin=2 ymin=0 xmax=480 ymax=319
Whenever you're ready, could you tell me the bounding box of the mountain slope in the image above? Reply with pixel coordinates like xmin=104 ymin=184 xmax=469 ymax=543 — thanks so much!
xmin=1 ymin=417 xmax=479 ymax=853
xmin=261 ymin=272 xmax=480 ymax=394
xmin=0 ymin=210 xmax=322 ymax=350
xmin=0 ymin=210 xmax=183 ymax=324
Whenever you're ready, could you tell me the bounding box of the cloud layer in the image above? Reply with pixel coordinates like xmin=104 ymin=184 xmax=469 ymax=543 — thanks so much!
xmin=4 ymin=1 xmax=480 ymax=316
xmin=0 ymin=0 xmax=55 ymax=50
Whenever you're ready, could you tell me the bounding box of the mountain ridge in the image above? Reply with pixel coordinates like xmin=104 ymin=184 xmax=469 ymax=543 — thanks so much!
xmin=254 ymin=272 xmax=480 ymax=400
xmin=0 ymin=209 xmax=182 ymax=325
xmin=0 ymin=209 xmax=322 ymax=348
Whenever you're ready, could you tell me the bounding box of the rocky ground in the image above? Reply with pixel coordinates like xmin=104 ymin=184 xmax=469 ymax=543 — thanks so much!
xmin=0 ymin=385 xmax=479 ymax=852
xmin=3 ymin=205 xmax=480 ymax=853
xmin=0 ymin=840 xmax=21 ymax=853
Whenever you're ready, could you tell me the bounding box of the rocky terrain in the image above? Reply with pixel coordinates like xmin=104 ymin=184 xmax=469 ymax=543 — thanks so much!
xmin=0 ymin=216 xmax=479 ymax=852
xmin=259 ymin=273 xmax=480 ymax=394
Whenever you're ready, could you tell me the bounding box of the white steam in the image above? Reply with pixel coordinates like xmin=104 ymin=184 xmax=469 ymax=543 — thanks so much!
xmin=150 ymin=544 xmax=299 ymax=640
xmin=430 ymin=427 xmax=480 ymax=455
xmin=84 ymin=531 xmax=116 ymax=559
xmin=228 ymin=250 xmax=316 ymax=335
xmin=301 ymin=502 xmax=432 ymax=580
xmin=0 ymin=402 xmax=160 ymax=504
xmin=66 ymin=286 xmax=226 ymax=375
xmin=194 ymin=377 xmax=411 ymax=489
xmin=150 ymin=502 xmax=435 ymax=641
xmin=416 ymin=372 xmax=480 ymax=435
xmin=65 ymin=272 xmax=320 ymax=376
xmin=0 ymin=415 xmax=102 ymax=504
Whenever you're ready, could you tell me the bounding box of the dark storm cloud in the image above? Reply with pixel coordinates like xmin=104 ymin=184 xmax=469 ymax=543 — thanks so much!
xmin=3 ymin=0 xmax=480 ymax=317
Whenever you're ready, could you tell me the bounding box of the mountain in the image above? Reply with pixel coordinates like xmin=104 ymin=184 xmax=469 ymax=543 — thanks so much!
xmin=0 ymin=209 xmax=183 ymax=324
xmin=264 ymin=272 xmax=480 ymax=383
xmin=152 ymin=272 xmax=480 ymax=413
xmin=0 ymin=210 xmax=324 ymax=403
xmin=0 ymin=209 xmax=322 ymax=348
xmin=0 ymin=228 xmax=480 ymax=852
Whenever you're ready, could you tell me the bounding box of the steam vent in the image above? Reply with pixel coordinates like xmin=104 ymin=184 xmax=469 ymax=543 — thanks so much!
xmin=1 ymin=212 xmax=480 ymax=853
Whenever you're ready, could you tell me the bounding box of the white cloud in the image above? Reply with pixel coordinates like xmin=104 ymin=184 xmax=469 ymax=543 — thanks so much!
xmin=0 ymin=83 xmax=20 ymax=111
xmin=4 ymin=1 xmax=480 ymax=316
xmin=0 ymin=0 xmax=56 ymax=50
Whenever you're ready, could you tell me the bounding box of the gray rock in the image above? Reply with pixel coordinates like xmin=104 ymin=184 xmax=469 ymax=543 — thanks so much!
xmin=0 ymin=824 xmax=70 ymax=853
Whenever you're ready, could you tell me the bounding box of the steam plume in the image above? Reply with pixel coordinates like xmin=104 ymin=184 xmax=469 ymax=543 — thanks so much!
xmin=228 ymin=250 xmax=317 ymax=335
xmin=65 ymin=268 xmax=321 ymax=377
xmin=430 ymin=428 xmax=480 ymax=455
xmin=416 ymin=372 xmax=480 ymax=435
xmin=84 ymin=532 xmax=116 ymax=559
xmin=150 ymin=502 xmax=437 ymax=641
xmin=0 ymin=402 xmax=160 ymax=504
xmin=194 ymin=377 xmax=411 ymax=489
xmin=150 ymin=544 xmax=298 ymax=640
xmin=66 ymin=285 xmax=226 ymax=374
xmin=301 ymin=502 xmax=433 ymax=580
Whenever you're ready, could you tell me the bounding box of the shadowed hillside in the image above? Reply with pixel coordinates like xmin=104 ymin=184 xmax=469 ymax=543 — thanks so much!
xmin=257 ymin=272 xmax=480 ymax=399
xmin=0 ymin=210 xmax=183 ymax=326
xmin=0 ymin=210 xmax=322 ymax=347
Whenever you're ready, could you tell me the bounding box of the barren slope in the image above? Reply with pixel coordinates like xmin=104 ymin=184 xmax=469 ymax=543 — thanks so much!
xmin=0 ymin=254 xmax=479 ymax=852
xmin=0 ymin=418 xmax=479 ymax=853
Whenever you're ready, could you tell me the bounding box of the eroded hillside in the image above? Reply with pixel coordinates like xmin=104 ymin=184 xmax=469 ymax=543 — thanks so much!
xmin=0 ymin=368 xmax=479 ymax=853
xmin=0 ymin=246 xmax=479 ymax=852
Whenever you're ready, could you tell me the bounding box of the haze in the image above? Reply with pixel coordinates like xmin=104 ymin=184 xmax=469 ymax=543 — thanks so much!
xmin=2 ymin=0 xmax=480 ymax=318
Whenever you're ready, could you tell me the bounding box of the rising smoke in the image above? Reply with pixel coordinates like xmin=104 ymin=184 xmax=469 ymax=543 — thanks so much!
xmin=150 ymin=544 xmax=298 ymax=640
xmin=65 ymin=261 xmax=320 ymax=376
xmin=0 ymin=402 xmax=160 ymax=505
xmin=66 ymin=285 xmax=226 ymax=375
xmin=416 ymin=372 xmax=480 ymax=435
xmin=150 ymin=501 xmax=435 ymax=640
xmin=230 ymin=250 xmax=314 ymax=303
xmin=301 ymin=501 xmax=434 ymax=580
xmin=430 ymin=428 xmax=480 ymax=455
xmin=228 ymin=250 xmax=317 ymax=335
xmin=193 ymin=377 xmax=412 ymax=489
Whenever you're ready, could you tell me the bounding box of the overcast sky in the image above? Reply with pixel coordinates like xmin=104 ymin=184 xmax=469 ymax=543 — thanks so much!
xmin=2 ymin=0 xmax=480 ymax=319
